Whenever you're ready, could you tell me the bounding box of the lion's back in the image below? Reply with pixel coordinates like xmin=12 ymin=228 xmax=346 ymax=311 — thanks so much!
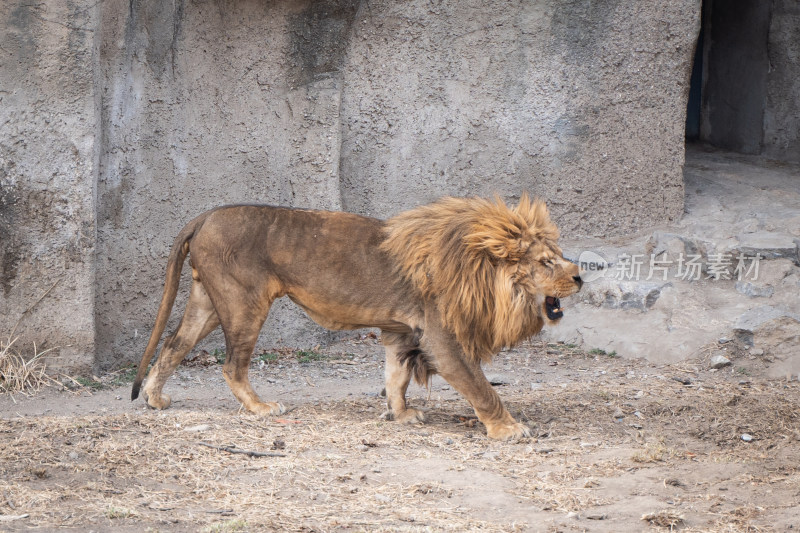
xmin=189 ymin=205 xmax=412 ymax=318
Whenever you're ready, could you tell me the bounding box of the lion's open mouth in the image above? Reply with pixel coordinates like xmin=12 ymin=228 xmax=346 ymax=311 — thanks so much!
xmin=545 ymin=296 xmax=563 ymax=320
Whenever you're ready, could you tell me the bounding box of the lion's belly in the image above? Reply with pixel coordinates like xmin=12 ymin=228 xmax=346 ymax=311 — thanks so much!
xmin=286 ymin=289 xmax=419 ymax=335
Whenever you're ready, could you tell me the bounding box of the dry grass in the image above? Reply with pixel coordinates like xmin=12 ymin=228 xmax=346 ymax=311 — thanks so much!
xmin=631 ymin=437 xmax=683 ymax=463
xmin=0 ymin=406 xmax=531 ymax=531
xmin=0 ymin=337 xmax=56 ymax=395
xmin=642 ymin=509 xmax=686 ymax=529
xmin=2 ymin=380 xmax=798 ymax=531
xmin=1 ymin=343 xmax=799 ymax=531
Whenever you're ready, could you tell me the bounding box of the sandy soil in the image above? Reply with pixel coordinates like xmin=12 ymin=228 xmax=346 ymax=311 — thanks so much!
xmin=1 ymin=337 xmax=799 ymax=532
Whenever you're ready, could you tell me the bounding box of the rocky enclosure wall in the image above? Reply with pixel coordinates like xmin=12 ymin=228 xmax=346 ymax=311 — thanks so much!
xmin=2 ymin=0 xmax=701 ymax=372
xmin=764 ymin=0 xmax=800 ymax=161
xmin=1 ymin=2 xmax=98 ymax=372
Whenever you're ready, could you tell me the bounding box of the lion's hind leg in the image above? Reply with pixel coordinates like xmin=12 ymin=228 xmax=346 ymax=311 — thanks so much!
xmin=381 ymin=336 xmax=428 ymax=424
xmin=142 ymin=278 xmax=220 ymax=410
xmin=212 ymin=290 xmax=285 ymax=417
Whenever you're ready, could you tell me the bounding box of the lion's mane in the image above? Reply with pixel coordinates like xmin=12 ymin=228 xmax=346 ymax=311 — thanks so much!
xmin=381 ymin=194 xmax=559 ymax=363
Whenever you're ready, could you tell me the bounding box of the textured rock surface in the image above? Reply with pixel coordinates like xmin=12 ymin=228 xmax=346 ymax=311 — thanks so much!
xmin=337 ymin=1 xmax=694 ymax=234
xmin=710 ymin=354 xmax=732 ymax=369
xmin=735 ymin=281 xmax=775 ymax=299
xmin=733 ymin=232 xmax=798 ymax=261
xmin=5 ymin=0 xmax=798 ymax=374
xmin=88 ymin=0 xmax=699 ymax=370
xmin=764 ymin=0 xmax=800 ymax=162
xmin=546 ymin=148 xmax=800 ymax=378
xmin=0 ymin=2 xmax=98 ymax=372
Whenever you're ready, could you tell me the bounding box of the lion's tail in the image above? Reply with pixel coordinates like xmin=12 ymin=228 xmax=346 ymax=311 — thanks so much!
xmin=130 ymin=213 xmax=209 ymax=401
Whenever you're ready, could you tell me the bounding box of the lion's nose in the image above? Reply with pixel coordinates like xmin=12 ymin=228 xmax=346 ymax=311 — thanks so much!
xmin=573 ymin=275 xmax=583 ymax=289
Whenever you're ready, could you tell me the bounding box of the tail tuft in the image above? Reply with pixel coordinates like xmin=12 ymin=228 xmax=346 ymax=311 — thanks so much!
xmin=131 ymin=381 xmax=141 ymax=401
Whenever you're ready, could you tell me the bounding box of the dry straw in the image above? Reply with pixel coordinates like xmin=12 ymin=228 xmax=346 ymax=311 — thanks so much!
xmin=0 ymin=337 xmax=56 ymax=395
xmin=641 ymin=509 xmax=685 ymax=529
xmin=2 ymin=341 xmax=799 ymax=531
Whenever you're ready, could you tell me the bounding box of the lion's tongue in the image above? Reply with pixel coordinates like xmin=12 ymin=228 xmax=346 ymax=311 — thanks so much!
xmin=545 ymin=296 xmax=563 ymax=320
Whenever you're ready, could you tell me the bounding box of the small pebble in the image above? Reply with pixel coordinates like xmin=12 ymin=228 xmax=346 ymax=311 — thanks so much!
xmin=710 ymin=355 xmax=732 ymax=369
xmin=741 ymin=434 xmax=754 ymax=442
xmin=486 ymin=374 xmax=509 ymax=385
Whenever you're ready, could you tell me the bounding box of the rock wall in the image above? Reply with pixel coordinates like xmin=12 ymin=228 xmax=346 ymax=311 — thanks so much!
xmin=2 ymin=0 xmax=702 ymax=372
xmin=700 ymin=0 xmax=771 ymax=155
xmin=764 ymin=0 xmax=800 ymax=162
xmin=339 ymin=1 xmax=696 ymax=234
xmin=699 ymin=0 xmax=800 ymax=162
xmin=93 ymin=0 xmax=360 ymax=370
xmin=546 ymin=147 xmax=800 ymax=380
xmin=0 ymin=2 xmax=98 ymax=372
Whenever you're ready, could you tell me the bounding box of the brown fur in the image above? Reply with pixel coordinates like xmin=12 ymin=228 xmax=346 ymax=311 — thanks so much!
xmin=131 ymin=196 xmax=581 ymax=440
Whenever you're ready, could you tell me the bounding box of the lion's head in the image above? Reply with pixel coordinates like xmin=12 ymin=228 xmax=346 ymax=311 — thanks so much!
xmin=381 ymin=194 xmax=582 ymax=363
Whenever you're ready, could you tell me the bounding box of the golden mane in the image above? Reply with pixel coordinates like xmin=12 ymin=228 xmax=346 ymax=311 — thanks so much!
xmin=381 ymin=194 xmax=559 ymax=363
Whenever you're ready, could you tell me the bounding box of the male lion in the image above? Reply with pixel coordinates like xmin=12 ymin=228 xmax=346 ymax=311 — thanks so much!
xmin=131 ymin=195 xmax=582 ymax=440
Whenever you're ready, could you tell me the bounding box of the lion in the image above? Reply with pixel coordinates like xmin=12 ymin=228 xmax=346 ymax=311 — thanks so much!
xmin=131 ymin=195 xmax=582 ymax=440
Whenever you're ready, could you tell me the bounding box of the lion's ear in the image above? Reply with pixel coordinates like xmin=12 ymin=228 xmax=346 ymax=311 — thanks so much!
xmin=466 ymin=225 xmax=530 ymax=263
xmin=485 ymin=235 xmax=530 ymax=262
xmin=460 ymin=197 xmax=533 ymax=262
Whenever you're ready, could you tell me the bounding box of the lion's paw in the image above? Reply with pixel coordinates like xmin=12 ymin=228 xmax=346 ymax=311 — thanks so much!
xmin=381 ymin=408 xmax=425 ymax=424
xmin=144 ymin=391 xmax=172 ymax=410
xmin=249 ymin=401 xmax=286 ymax=416
xmin=486 ymin=421 xmax=532 ymax=441
xmin=395 ymin=408 xmax=426 ymax=424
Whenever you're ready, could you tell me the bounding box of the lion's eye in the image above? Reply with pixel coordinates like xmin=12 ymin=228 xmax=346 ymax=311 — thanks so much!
xmin=541 ymin=258 xmax=554 ymax=267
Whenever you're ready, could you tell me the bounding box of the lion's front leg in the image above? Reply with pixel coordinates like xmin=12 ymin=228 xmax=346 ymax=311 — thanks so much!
xmin=381 ymin=344 xmax=425 ymax=424
xmin=422 ymin=316 xmax=530 ymax=440
xmin=439 ymin=357 xmax=530 ymax=440
xmin=440 ymin=359 xmax=530 ymax=440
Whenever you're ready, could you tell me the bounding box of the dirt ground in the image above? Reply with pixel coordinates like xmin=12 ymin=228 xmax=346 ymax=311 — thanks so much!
xmin=1 ymin=336 xmax=799 ymax=532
